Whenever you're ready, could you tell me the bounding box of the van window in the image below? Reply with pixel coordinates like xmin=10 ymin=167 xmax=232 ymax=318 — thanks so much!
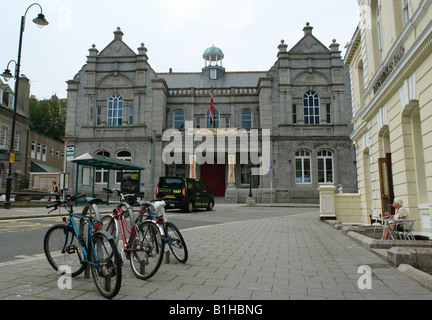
xmin=160 ymin=178 xmax=184 ymax=188
xmin=201 ymin=182 xmax=209 ymax=193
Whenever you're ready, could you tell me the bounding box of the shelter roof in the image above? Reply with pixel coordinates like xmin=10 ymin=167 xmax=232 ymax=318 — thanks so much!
xmin=72 ymin=153 xmax=144 ymax=171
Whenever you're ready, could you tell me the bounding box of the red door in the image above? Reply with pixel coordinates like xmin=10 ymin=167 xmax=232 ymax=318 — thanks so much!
xmin=200 ymin=163 xmax=226 ymax=197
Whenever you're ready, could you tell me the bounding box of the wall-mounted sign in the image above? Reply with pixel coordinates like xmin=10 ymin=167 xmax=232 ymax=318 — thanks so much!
xmin=373 ymin=46 xmax=405 ymax=95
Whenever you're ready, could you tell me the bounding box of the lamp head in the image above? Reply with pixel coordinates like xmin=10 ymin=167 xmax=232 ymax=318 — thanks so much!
xmin=1 ymin=69 xmax=14 ymax=81
xmin=32 ymin=13 xmax=49 ymax=28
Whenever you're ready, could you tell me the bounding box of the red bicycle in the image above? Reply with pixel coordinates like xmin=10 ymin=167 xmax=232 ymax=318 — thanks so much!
xmin=101 ymin=188 xmax=164 ymax=280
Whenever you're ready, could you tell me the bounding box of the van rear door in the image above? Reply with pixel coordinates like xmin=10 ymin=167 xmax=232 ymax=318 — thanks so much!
xmin=157 ymin=177 xmax=185 ymax=199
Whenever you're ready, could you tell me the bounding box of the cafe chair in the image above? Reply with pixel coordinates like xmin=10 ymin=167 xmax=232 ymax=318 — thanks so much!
xmin=393 ymin=220 xmax=417 ymax=240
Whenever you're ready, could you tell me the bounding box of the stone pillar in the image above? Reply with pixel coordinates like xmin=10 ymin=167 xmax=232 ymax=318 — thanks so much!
xmin=225 ymin=154 xmax=238 ymax=203
xmin=319 ymin=185 xmax=336 ymax=220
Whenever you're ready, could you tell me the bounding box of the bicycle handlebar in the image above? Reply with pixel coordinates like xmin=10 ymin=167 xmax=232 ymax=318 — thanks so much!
xmin=45 ymin=193 xmax=86 ymax=211
xmin=103 ymin=187 xmax=137 ymax=201
xmin=46 ymin=202 xmax=60 ymax=209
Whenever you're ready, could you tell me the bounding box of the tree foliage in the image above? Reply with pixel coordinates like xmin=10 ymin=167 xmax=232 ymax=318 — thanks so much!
xmin=29 ymin=96 xmax=66 ymax=142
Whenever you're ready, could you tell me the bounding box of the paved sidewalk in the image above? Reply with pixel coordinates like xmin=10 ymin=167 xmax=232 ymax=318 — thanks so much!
xmin=0 ymin=210 xmax=431 ymax=300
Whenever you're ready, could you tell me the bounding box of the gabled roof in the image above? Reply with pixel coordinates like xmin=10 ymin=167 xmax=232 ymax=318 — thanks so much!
xmin=72 ymin=153 xmax=144 ymax=170
xmin=97 ymin=39 xmax=137 ymax=58
xmin=289 ymin=33 xmax=331 ymax=54
xmin=97 ymin=28 xmax=136 ymax=58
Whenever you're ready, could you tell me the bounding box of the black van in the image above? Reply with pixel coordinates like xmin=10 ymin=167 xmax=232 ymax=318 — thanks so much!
xmin=156 ymin=177 xmax=215 ymax=213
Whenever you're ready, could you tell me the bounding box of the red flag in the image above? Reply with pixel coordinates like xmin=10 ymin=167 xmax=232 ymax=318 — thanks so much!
xmin=210 ymin=80 xmax=214 ymax=127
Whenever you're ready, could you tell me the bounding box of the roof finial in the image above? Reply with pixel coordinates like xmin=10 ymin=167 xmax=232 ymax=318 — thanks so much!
xmin=114 ymin=27 xmax=124 ymax=40
xmin=303 ymin=22 xmax=313 ymax=36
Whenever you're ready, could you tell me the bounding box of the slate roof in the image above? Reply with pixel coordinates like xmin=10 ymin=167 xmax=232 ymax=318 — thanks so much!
xmin=158 ymin=71 xmax=267 ymax=89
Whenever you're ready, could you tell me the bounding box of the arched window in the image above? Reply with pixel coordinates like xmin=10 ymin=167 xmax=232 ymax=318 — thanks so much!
xmin=116 ymin=151 xmax=132 ymax=184
xmin=107 ymin=94 xmax=123 ymax=126
xmin=95 ymin=151 xmax=110 ymax=183
xmin=206 ymin=109 xmax=219 ymax=128
xmin=303 ymin=91 xmax=320 ymax=124
xmin=317 ymin=150 xmax=334 ymax=183
xmin=174 ymin=110 xmax=185 ymax=129
xmin=241 ymin=109 xmax=252 ymax=129
xmin=295 ymin=150 xmax=311 ymax=184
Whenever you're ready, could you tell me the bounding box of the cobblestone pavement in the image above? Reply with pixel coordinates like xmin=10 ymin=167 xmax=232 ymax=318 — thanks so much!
xmin=0 ymin=209 xmax=431 ymax=301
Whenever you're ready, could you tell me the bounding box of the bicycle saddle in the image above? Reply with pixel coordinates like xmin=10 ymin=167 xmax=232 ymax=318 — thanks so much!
xmin=85 ymin=197 xmax=103 ymax=205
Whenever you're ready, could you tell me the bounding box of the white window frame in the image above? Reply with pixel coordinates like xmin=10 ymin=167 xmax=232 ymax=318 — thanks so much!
xmin=303 ymin=91 xmax=320 ymax=125
xmin=0 ymin=127 xmax=7 ymax=148
xmin=37 ymin=143 xmax=41 ymax=160
xmin=31 ymin=141 xmax=36 ymax=158
xmin=295 ymin=150 xmax=312 ymax=184
xmin=95 ymin=151 xmax=110 ymax=184
xmin=13 ymin=132 xmax=20 ymax=152
xmin=115 ymin=151 xmax=132 ymax=184
xmin=210 ymin=69 xmax=217 ymax=80
xmin=317 ymin=150 xmax=334 ymax=184
xmin=42 ymin=144 xmax=47 ymax=162
xmin=107 ymin=94 xmax=123 ymax=126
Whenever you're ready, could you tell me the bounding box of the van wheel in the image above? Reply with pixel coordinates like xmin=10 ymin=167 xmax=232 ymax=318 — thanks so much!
xmin=206 ymin=201 xmax=214 ymax=211
xmin=184 ymin=201 xmax=193 ymax=213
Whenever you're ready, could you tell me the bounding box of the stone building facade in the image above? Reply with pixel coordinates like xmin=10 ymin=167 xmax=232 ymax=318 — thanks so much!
xmin=65 ymin=24 xmax=357 ymax=203
xmin=0 ymin=77 xmax=31 ymax=190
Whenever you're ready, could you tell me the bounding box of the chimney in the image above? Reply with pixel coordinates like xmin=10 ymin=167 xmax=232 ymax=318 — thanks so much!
xmin=17 ymin=76 xmax=30 ymax=117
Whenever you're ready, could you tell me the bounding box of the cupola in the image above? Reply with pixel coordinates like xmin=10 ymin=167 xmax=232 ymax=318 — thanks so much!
xmin=202 ymin=45 xmax=225 ymax=80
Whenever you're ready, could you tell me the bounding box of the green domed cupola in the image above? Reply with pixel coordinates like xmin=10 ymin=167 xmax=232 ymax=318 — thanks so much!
xmin=202 ymin=45 xmax=225 ymax=80
xmin=203 ymin=45 xmax=224 ymax=61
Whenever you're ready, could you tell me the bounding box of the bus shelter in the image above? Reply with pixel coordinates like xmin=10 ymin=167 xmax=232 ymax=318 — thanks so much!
xmin=72 ymin=153 xmax=144 ymax=204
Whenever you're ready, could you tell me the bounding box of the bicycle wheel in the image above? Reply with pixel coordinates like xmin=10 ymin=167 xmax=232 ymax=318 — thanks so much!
xmin=44 ymin=224 xmax=86 ymax=277
xmin=129 ymin=221 xmax=164 ymax=280
xmin=90 ymin=232 xmax=122 ymax=299
xmin=165 ymin=221 xmax=188 ymax=263
xmin=101 ymin=215 xmax=119 ymax=245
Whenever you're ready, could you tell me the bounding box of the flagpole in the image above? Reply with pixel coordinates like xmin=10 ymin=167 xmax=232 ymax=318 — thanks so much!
xmin=210 ymin=79 xmax=214 ymax=128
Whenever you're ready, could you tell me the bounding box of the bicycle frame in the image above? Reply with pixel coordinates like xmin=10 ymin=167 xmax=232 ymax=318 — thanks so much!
xmin=104 ymin=204 xmax=144 ymax=254
xmin=64 ymin=213 xmax=100 ymax=267
xmin=54 ymin=198 xmax=111 ymax=268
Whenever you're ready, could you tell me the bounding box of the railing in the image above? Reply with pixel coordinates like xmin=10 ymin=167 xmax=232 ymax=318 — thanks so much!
xmin=168 ymin=87 xmax=258 ymax=96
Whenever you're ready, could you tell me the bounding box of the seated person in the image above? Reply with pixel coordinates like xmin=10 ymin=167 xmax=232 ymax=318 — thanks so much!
xmin=381 ymin=198 xmax=409 ymax=240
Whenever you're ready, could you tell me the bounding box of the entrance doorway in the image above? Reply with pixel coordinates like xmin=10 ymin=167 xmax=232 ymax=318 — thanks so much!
xmin=200 ymin=163 xmax=226 ymax=197
xmin=378 ymin=154 xmax=395 ymax=216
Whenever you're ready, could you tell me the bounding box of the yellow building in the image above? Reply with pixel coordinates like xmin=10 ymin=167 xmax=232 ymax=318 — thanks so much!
xmin=344 ymin=0 xmax=432 ymax=238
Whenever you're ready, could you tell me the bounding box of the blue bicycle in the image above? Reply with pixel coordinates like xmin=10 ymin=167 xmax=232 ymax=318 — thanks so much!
xmin=43 ymin=194 xmax=122 ymax=299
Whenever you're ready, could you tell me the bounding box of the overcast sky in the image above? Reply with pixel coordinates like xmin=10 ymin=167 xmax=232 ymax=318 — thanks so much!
xmin=2 ymin=0 xmax=360 ymax=100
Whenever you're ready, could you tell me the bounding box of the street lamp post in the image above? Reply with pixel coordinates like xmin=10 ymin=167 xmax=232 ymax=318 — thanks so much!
xmin=2 ymin=3 xmax=48 ymax=209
